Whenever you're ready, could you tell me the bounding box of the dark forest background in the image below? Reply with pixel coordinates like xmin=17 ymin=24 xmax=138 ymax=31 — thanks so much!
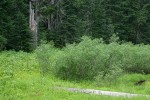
xmin=0 ymin=0 xmax=150 ymax=51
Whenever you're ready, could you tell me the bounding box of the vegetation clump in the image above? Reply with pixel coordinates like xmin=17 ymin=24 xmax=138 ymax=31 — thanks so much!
xmin=37 ymin=36 xmax=150 ymax=81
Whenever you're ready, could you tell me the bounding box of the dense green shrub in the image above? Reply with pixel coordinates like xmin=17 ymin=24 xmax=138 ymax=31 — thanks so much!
xmin=120 ymin=44 xmax=150 ymax=74
xmin=37 ymin=37 xmax=122 ymax=80
xmin=36 ymin=36 xmax=150 ymax=80
xmin=55 ymin=37 xmax=105 ymax=80
xmin=36 ymin=42 xmax=60 ymax=75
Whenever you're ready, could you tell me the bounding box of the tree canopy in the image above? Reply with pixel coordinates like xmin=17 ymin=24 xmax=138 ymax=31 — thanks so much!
xmin=0 ymin=0 xmax=150 ymax=51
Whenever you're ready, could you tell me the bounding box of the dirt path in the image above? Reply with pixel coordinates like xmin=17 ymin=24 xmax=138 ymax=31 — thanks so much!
xmin=55 ymin=87 xmax=150 ymax=98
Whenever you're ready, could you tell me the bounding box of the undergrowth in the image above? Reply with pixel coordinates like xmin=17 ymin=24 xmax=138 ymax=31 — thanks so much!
xmin=36 ymin=36 xmax=150 ymax=80
xmin=0 ymin=36 xmax=150 ymax=99
xmin=0 ymin=51 xmax=150 ymax=99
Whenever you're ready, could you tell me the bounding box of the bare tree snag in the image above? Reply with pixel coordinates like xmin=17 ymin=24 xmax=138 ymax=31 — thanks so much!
xmin=29 ymin=0 xmax=38 ymax=49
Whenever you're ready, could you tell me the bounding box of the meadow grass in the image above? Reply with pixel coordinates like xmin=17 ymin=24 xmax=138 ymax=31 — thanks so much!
xmin=0 ymin=51 xmax=150 ymax=100
xmin=1 ymin=70 xmax=150 ymax=100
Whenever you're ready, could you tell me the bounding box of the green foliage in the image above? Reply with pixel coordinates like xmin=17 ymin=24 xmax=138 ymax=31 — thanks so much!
xmin=36 ymin=42 xmax=59 ymax=75
xmin=0 ymin=0 xmax=32 ymax=51
xmin=1 ymin=0 xmax=150 ymax=51
xmin=104 ymin=0 xmax=150 ymax=44
xmin=54 ymin=37 xmax=123 ymax=80
xmin=0 ymin=51 xmax=150 ymax=99
xmin=0 ymin=51 xmax=38 ymax=99
xmin=0 ymin=51 xmax=38 ymax=73
xmin=120 ymin=44 xmax=150 ymax=74
xmin=37 ymin=36 xmax=150 ymax=81
xmin=109 ymin=33 xmax=120 ymax=43
xmin=40 ymin=5 xmax=56 ymax=16
xmin=38 ymin=0 xmax=150 ymax=47
xmin=55 ymin=37 xmax=105 ymax=80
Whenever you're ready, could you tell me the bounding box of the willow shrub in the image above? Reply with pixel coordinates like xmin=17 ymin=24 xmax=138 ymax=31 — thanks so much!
xmin=36 ymin=36 xmax=150 ymax=80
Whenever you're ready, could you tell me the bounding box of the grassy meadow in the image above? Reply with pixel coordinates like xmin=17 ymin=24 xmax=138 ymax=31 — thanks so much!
xmin=0 ymin=37 xmax=150 ymax=100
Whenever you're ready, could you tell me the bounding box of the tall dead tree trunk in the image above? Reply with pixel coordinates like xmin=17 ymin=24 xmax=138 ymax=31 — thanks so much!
xmin=29 ymin=0 xmax=38 ymax=49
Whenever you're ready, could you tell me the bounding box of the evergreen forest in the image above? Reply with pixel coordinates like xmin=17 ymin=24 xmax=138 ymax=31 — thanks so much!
xmin=0 ymin=0 xmax=150 ymax=51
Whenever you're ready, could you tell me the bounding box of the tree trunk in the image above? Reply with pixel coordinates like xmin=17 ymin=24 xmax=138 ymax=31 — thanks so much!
xmin=29 ymin=0 xmax=38 ymax=49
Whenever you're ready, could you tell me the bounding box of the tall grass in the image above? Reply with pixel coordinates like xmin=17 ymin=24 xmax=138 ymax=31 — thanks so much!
xmin=0 ymin=51 xmax=38 ymax=99
xmin=0 ymin=50 xmax=150 ymax=99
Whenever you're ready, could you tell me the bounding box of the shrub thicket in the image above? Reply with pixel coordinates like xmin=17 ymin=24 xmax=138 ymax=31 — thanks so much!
xmin=36 ymin=36 xmax=150 ymax=80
